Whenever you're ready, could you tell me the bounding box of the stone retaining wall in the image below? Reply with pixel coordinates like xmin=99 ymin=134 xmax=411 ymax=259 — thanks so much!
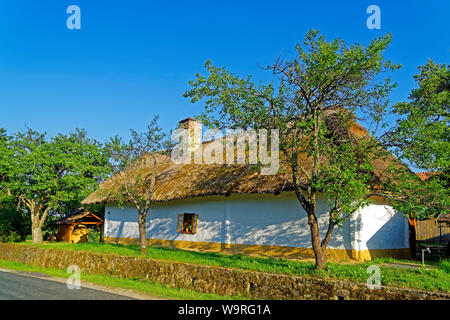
xmin=0 ymin=243 xmax=448 ymax=300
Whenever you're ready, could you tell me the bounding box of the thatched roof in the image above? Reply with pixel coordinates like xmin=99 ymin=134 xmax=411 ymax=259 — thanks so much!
xmin=82 ymin=113 xmax=402 ymax=205
xmin=82 ymin=153 xmax=297 ymax=204
xmin=56 ymin=207 xmax=103 ymax=225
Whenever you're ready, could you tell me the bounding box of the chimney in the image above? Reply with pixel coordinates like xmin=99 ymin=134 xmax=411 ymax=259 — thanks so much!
xmin=178 ymin=117 xmax=202 ymax=163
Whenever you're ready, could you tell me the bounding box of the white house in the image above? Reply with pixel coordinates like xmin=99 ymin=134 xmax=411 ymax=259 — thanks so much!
xmin=82 ymin=117 xmax=412 ymax=261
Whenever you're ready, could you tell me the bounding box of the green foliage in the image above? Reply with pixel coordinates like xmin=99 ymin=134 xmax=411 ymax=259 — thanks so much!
xmin=183 ymin=29 xmax=400 ymax=268
xmin=383 ymin=60 xmax=449 ymax=219
xmin=0 ymin=128 xmax=110 ymax=211
xmin=0 ymin=127 xmax=111 ymax=242
xmin=105 ymin=116 xmax=173 ymax=214
xmin=384 ymin=166 xmax=449 ymax=219
xmin=388 ymin=60 xmax=449 ymax=172
xmin=1 ymin=231 xmax=22 ymax=242
xmin=184 ymin=30 xmax=399 ymax=217
xmin=0 ymin=195 xmax=30 ymax=242
xmin=107 ymin=115 xmax=170 ymax=174
xmin=88 ymin=228 xmax=101 ymax=243
xmin=105 ymin=115 xmax=172 ymax=213
xmin=439 ymin=259 xmax=450 ymax=273
xmin=104 ymin=115 xmax=172 ymax=253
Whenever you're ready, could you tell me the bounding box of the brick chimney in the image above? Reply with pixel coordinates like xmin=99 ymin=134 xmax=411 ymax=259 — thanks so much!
xmin=178 ymin=117 xmax=202 ymax=163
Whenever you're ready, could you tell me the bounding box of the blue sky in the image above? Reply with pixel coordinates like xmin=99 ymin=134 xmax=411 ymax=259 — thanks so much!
xmin=0 ymin=0 xmax=448 ymax=143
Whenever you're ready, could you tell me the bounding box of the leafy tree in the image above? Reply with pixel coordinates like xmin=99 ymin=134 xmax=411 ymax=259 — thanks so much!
xmin=0 ymin=128 xmax=110 ymax=244
xmin=387 ymin=60 xmax=449 ymax=171
xmin=184 ymin=30 xmax=399 ymax=269
xmin=105 ymin=115 xmax=172 ymax=254
xmin=0 ymin=193 xmax=30 ymax=242
xmin=383 ymin=60 xmax=449 ymax=219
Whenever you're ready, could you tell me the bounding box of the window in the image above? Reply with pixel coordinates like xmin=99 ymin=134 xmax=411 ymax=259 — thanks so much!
xmin=177 ymin=213 xmax=198 ymax=234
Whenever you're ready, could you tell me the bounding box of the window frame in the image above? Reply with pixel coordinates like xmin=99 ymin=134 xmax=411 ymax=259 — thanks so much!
xmin=176 ymin=213 xmax=198 ymax=234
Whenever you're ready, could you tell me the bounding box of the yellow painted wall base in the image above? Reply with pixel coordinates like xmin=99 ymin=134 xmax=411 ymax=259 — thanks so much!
xmin=104 ymin=237 xmax=411 ymax=262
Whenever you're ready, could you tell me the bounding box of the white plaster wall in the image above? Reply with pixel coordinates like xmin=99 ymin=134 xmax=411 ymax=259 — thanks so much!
xmin=354 ymin=204 xmax=410 ymax=251
xmin=105 ymin=197 xmax=226 ymax=243
xmin=226 ymin=193 xmax=348 ymax=249
xmin=104 ymin=192 xmax=409 ymax=251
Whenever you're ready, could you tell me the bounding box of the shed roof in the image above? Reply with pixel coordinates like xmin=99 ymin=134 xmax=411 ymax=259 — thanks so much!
xmin=56 ymin=207 xmax=103 ymax=225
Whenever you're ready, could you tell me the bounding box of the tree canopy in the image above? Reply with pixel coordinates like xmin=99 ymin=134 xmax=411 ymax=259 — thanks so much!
xmin=105 ymin=115 xmax=172 ymax=253
xmin=184 ymin=30 xmax=400 ymax=269
xmin=383 ymin=60 xmax=449 ymax=219
xmin=0 ymin=128 xmax=110 ymax=243
xmin=387 ymin=60 xmax=449 ymax=172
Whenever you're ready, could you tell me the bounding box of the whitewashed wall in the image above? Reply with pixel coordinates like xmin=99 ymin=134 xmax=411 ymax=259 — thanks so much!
xmin=355 ymin=204 xmax=410 ymax=250
xmin=104 ymin=192 xmax=409 ymax=251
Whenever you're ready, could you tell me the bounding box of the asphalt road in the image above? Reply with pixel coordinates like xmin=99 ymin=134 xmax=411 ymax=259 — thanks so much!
xmin=0 ymin=270 xmax=135 ymax=300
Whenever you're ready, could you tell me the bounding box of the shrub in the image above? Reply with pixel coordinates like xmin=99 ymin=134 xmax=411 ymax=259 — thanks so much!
xmin=0 ymin=197 xmax=30 ymax=242
xmin=88 ymin=228 xmax=101 ymax=243
xmin=439 ymin=259 xmax=450 ymax=273
xmin=3 ymin=231 xmax=22 ymax=242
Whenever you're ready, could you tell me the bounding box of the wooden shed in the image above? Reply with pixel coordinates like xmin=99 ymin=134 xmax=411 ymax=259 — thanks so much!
xmin=56 ymin=208 xmax=104 ymax=243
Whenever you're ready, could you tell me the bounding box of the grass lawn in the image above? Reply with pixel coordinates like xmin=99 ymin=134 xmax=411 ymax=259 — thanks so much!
xmin=13 ymin=241 xmax=450 ymax=293
xmin=0 ymin=259 xmax=246 ymax=300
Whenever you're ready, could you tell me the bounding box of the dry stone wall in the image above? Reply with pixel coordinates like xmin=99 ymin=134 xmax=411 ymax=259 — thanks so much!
xmin=0 ymin=243 xmax=448 ymax=300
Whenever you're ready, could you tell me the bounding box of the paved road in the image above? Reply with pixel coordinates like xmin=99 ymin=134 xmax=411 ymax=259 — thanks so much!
xmin=0 ymin=270 xmax=135 ymax=300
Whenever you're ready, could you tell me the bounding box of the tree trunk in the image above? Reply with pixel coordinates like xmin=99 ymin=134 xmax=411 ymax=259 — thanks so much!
xmin=30 ymin=210 xmax=43 ymax=244
xmin=31 ymin=224 xmax=43 ymax=244
xmin=310 ymin=109 xmax=326 ymax=270
xmin=138 ymin=212 xmax=147 ymax=255
xmin=291 ymin=168 xmax=327 ymax=270
xmin=308 ymin=215 xmax=326 ymax=270
xmin=307 ymin=200 xmax=326 ymax=270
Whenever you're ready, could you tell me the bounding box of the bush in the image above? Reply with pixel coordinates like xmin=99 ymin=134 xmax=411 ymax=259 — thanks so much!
xmin=1 ymin=231 xmax=22 ymax=243
xmin=0 ymin=229 xmax=25 ymax=243
xmin=439 ymin=259 xmax=450 ymax=273
xmin=88 ymin=228 xmax=101 ymax=243
xmin=0 ymin=196 xmax=30 ymax=242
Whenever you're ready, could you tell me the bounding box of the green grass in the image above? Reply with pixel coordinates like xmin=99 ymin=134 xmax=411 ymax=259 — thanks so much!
xmin=0 ymin=259 xmax=246 ymax=300
xmin=325 ymin=257 xmax=450 ymax=292
xmin=14 ymin=241 xmax=450 ymax=292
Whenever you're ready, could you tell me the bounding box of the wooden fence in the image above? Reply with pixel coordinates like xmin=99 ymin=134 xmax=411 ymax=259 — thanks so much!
xmin=416 ymin=216 xmax=450 ymax=243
